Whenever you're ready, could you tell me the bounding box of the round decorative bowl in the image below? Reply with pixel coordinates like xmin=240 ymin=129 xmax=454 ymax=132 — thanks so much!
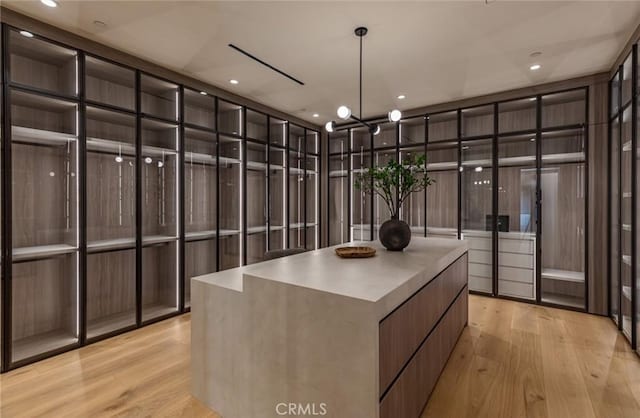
xmin=335 ymin=246 xmax=376 ymax=259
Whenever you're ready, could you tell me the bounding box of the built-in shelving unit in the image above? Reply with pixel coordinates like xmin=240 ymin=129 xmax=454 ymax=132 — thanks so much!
xmin=609 ymin=44 xmax=639 ymax=352
xmin=328 ymin=86 xmax=588 ymax=311
xmin=0 ymin=24 xmax=321 ymax=371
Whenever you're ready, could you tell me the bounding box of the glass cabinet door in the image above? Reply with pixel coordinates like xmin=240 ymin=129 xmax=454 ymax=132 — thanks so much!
xmin=497 ymin=134 xmax=537 ymax=300
xmin=184 ymin=127 xmax=217 ymax=308
xmin=399 ymin=145 xmax=426 ymax=236
xmin=461 ymin=138 xmax=494 ymax=294
xmin=184 ymin=89 xmax=215 ymax=130
xmin=351 ymin=127 xmax=372 ymax=241
xmin=269 ymin=146 xmax=286 ymax=251
xmin=288 ymin=124 xmax=305 ymax=248
xmin=246 ymin=141 xmax=268 ymax=264
xmin=540 ymin=128 xmax=586 ymax=309
xmin=610 ymin=77 xmax=621 ymax=325
xmin=219 ymin=135 xmax=243 ymax=269
xmin=86 ymin=106 xmax=136 ymax=338
xmin=328 ymin=131 xmax=349 ymax=245
xmin=305 ymin=129 xmax=319 ymax=249
xmin=140 ymin=118 xmax=179 ymax=321
xmin=621 ymin=106 xmax=633 ymax=335
xmin=426 ymin=138 xmax=458 ymax=239
xmin=9 ymin=28 xmax=81 ymax=363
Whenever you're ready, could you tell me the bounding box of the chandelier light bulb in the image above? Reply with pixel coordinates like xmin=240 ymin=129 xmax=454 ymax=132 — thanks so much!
xmin=325 ymin=121 xmax=336 ymax=133
xmin=372 ymin=124 xmax=381 ymax=136
xmin=388 ymin=109 xmax=402 ymax=122
xmin=337 ymin=105 xmax=352 ymax=120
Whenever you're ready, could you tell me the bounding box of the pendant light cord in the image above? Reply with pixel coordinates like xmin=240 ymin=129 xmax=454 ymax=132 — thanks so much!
xmin=359 ymin=33 xmax=363 ymax=119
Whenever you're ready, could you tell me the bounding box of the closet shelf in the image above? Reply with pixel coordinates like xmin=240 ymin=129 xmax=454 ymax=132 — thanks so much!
xmin=87 ymin=238 xmax=136 ymax=253
xmin=86 ymin=137 xmax=135 ymax=155
xmin=623 ymin=285 xmax=632 ymax=301
xmin=289 ymin=223 xmax=305 ymax=229
xmin=142 ymin=235 xmax=178 ymax=246
xmin=185 ymin=230 xmax=217 ymax=241
xmin=12 ymin=330 xmax=78 ymax=363
xmin=541 ymin=269 xmax=585 ymax=283
xmin=142 ymin=145 xmax=178 ymax=158
xmin=427 ymin=162 xmax=457 ymax=170
xmin=13 ymin=244 xmax=78 ymax=262
xmin=12 ymin=126 xmax=77 ymax=146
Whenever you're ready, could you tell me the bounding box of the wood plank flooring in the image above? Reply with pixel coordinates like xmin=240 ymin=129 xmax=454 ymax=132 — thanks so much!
xmin=0 ymin=295 xmax=639 ymax=417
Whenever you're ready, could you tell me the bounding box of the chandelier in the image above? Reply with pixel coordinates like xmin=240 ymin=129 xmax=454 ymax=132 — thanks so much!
xmin=325 ymin=27 xmax=402 ymax=135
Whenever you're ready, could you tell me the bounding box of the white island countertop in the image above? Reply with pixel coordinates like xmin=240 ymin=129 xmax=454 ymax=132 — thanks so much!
xmin=193 ymin=237 xmax=467 ymax=319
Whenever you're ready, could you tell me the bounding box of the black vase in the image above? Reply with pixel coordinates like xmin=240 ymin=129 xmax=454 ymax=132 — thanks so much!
xmin=378 ymin=218 xmax=411 ymax=251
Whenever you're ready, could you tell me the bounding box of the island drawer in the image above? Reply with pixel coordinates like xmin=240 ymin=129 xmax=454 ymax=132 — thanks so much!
xmin=380 ymin=287 xmax=468 ymax=418
xmin=379 ymin=253 xmax=468 ymax=396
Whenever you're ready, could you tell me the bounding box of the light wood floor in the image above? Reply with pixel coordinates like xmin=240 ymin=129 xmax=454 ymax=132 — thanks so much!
xmin=0 ymin=295 xmax=639 ymax=417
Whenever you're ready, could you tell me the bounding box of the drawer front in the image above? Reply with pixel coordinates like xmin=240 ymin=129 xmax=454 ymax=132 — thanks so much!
xmin=469 ymin=262 xmax=491 ymax=278
xmin=380 ymin=288 xmax=468 ymax=418
xmin=498 ymin=280 xmax=534 ymax=299
xmin=379 ymin=253 xmax=468 ymax=396
xmin=470 ymin=275 xmax=492 ymax=293
xmin=469 ymin=249 xmax=491 ymax=264
xmin=498 ymin=238 xmax=534 ymax=254
xmin=498 ymin=266 xmax=533 ymax=283
xmin=498 ymin=252 xmax=533 ymax=269
xmin=466 ymin=237 xmax=491 ymax=251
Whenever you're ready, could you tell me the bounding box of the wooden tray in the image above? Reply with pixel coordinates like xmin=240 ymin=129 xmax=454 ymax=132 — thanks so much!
xmin=335 ymin=246 xmax=376 ymax=259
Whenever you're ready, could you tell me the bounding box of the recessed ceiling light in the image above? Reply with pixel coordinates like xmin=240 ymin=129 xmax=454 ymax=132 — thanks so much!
xmin=229 ymin=79 xmax=239 ymax=85
xmin=200 ymin=91 xmax=207 ymax=95
xmin=312 ymin=113 xmax=319 ymax=118
xmin=19 ymin=30 xmax=34 ymax=38
xmin=93 ymin=20 xmax=107 ymax=28
xmin=41 ymin=0 xmax=58 ymax=8
xmin=530 ymin=64 xmax=541 ymax=71
xmin=397 ymin=94 xmax=406 ymax=100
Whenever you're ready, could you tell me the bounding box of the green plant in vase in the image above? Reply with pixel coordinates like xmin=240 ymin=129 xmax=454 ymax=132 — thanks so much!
xmin=355 ymin=154 xmax=434 ymax=250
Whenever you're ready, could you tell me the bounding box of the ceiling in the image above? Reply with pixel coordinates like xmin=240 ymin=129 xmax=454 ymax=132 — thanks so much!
xmin=3 ymin=1 xmax=640 ymax=123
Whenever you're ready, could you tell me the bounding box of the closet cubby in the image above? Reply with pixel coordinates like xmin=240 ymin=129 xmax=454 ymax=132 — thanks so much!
xmin=11 ymin=253 xmax=78 ymax=363
xmin=141 ymin=74 xmax=178 ymax=121
xmin=428 ymin=111 xmax=457 ymax=142
xmin=461 ymin=105 xmax=493 ymax=138
xmin=184 ymin=89 xmax=215 ymax=129
xmin=9 ymin=29 xmax=77 ymax=97
xmin=306 ymin=130 xmax=319 ymax=155
xmin=289 ymin=124 xmax=305 ymax=151
xmin=270 ymin=117 xmax=287 ymax=147
xmin=86 ymin=249 xmax=136 ymax=339
xmin=142 ymin=242 xmax=178 ymax=321
xmin=185 ymin=239 xmax=217 ymax=308
xmin=85 ymin=56 xmax=135 ymax=110
xmin=246 ymin=109 xmax=267 ymax=142
xmin=218 ymin=100 xmax=242 ymax=136
xmin=498 ymin=97 xmax=536 ymax=133
xmin=399 ymin=116 xmax=425 ymax=145
xmin=541 ymin=90 xmax=586 ymax=129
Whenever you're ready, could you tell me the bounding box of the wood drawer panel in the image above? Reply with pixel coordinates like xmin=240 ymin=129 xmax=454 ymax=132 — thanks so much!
xmin=498 ymin=280 xmax=534 ymax=299
xmin=498 ymin=266 xmax=533 ymax=283
xmin=380 ymin=288 xmax=468 ymax=418
xmin=379 ymin=253 xmax=468 ymax=396
xmin=498 ymin=238 xmax=534 ymax=254
xmin=469 ymin=262 xmax=491 ymax=277
xmin=468 ymin=249 xmax=491 ymax=264
xmin=498 ymin=252 xmax=533 ymax=269
xmin=469 ymin=276 xmax=492 ymax=293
